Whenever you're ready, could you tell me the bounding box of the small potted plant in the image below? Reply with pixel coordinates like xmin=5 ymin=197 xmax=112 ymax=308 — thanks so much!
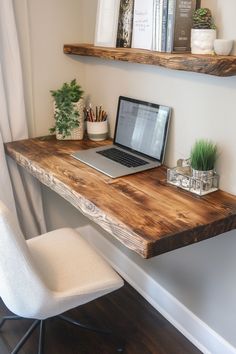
xmin=50 ymin=79 xmax=84 ymax=140
xmin=190 ymin=139 xmax=217 ymax=191
xmin=191 ymin=8 xmax=216 ymax=54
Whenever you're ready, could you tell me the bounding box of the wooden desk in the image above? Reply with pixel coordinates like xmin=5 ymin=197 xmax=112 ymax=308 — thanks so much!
xmin=5 ymin=136 xmax=236 ymax=258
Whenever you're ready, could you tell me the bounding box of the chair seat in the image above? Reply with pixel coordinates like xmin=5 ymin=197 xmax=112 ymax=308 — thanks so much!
xmin=27 ymin=228 xmax=123 ymax=319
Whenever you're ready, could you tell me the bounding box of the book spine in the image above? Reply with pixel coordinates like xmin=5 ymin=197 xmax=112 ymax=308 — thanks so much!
xmin=157 ymin=0 xmax=164 ymax=51
xmin=131 ymin=0 xmax=154 ymax=50
xmin=153 ymin=0 xmax=161 ymax=51
xmin=173 ymin=0 xmax=197 ymax=52
xmin=116 ymin=0 xmax=134 ymax=48
xmin=160 ymin=0 xmax=168 ymax=52
xmin=166 ymin=0 xmax=176 ymax=53
xmin=196 ymin=0 xmax=201 ymax=9
xmin=152 ymin=0 xmax=157 ymax=50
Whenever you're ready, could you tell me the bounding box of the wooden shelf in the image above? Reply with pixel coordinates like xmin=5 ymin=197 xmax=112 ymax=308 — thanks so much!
xmin=5 ymin=137 xmax=236 ymax=258
xmin=63 ymin=43 xmax=236 ymax=77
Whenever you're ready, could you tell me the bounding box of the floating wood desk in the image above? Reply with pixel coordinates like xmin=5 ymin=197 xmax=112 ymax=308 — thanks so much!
xmin=5 ymin=136 xmax=236 ymax=258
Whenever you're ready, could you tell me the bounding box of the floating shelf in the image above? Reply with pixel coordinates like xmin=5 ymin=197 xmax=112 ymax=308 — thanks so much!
xmin=63 ymin=43 xmax=236 ymax=77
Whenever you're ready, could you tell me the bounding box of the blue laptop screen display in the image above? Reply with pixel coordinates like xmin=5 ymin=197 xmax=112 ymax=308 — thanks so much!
xmin=114 ymin=97 xmax=171 ymax=161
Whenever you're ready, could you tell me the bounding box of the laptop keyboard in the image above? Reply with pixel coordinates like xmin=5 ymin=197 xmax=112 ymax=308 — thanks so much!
xmin=96 ymin=148 xmax=149 ymax=168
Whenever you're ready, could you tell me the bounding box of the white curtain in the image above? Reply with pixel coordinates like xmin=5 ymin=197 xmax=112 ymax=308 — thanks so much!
xmin=0 ymin=0 xmax=46 ymax=238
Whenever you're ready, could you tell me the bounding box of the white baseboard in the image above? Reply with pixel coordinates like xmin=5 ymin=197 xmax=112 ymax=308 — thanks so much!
xmin=77 ymin=225 xmax=236 ymax=354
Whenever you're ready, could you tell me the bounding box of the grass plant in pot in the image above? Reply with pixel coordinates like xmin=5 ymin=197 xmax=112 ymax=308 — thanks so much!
xmin=191 ymin=8 xmax=216 ymax=54
xmin=50 ymin=79 xmax=84 ymax=140
xmin=190 ymin=139 xmax=217 ymax=191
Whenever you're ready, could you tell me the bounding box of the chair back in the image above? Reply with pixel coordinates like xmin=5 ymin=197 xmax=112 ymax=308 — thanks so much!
xmin=0 ymin=201 xmax=50 ymax=318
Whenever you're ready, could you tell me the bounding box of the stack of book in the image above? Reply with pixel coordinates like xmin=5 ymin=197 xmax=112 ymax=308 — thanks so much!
xmin=115 ymin=0 xmax=200 ymax=52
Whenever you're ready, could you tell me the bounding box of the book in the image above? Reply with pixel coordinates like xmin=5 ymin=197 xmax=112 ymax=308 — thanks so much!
xmin=116 ymin=0 xmax=134 ymax=48
xmin=94 ymin=0 xmax=121 ymax=47
xmin=160 ymin=0 xmax=168 ymax=51
xmin=166 ymin=0 xmax=176 ymax=52
xmin=152 ymin=0 xmax=160 ymax=51
xmin=166 ymin=0 xmax=197 ymax=53
xmin=173 ymin=0 xmax=197 ymax=52
xmin=131 ymin=0 xmax=154 ymax=50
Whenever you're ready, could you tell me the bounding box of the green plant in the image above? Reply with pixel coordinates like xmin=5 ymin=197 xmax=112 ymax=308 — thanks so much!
xmin=190 ymin=139 xmax=217 ymax=171
xmin=50 ymin=79 xmax=84 ymax=138
xmin=192 ymin=8 xmax=216 ymax=30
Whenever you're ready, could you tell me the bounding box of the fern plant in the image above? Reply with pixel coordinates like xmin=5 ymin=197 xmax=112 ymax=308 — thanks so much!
xmin=50 ymin=79 xmax=84 ymax=138
xmin=190 ymin=139 xmax=217 ymax=171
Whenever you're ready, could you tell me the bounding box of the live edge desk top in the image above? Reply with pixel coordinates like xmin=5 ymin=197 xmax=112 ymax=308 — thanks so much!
xmin=5 ymin=136 xmax=236 ymax=259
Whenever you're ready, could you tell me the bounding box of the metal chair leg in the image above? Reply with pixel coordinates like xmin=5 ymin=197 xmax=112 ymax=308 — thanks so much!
xmin=58 ymin=314 xmax=112 ymax=335
xmin=0 ymin=316 xmax=22 ymax=329
xmin=38 ymin=320 xmax=45 ymax=354
xmin=11 ymin=320 xmax=40 ymax=354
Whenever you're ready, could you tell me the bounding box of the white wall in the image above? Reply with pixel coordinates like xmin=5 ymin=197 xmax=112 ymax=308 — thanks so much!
xmin=14 ymin=0 xmax=236 ymax=351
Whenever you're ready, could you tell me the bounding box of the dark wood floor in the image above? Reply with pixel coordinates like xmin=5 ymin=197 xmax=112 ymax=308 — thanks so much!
xmin=0 ymin=283 xmax=201 ymax=354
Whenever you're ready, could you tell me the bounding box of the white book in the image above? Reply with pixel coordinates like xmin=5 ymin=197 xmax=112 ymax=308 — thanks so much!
xmin=152 ymin=0 xmax=160 ymax=51
xmin=157 ymin=0 xmax=163 ymax=51
xmin=94 ymin=0 xmax=121 ymax=47
xmin=131 ymin=0 xmax=154 ymax=50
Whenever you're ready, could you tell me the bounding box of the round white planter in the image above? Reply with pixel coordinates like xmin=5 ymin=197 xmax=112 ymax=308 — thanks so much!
xmin=191 ymin=29 xmax=216 ymax=54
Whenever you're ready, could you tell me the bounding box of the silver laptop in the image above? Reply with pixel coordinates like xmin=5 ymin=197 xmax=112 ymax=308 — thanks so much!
xmin=72 ymin=96 xmax=171 ymax=178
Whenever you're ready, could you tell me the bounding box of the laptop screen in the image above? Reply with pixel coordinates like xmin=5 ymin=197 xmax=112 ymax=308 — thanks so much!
xmin=114 ymin=96 xmax=171 ymax=162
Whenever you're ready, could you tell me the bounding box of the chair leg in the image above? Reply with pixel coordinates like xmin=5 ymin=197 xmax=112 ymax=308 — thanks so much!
xmin=59 ymin=315 xmax=125 ymax=352
xmin=58 ymin=314 xmax=112 ymax=335
xmin=0 ymin=316 xmax=22 ymax=329
xmin=38 ymin=320 xmax=45 ymax=354
xmin=11 ymin=319 xmax=40 ymax=354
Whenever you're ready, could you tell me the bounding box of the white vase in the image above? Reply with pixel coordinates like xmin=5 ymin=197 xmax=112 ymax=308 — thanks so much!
xmin=54 ymin=99 xmax=84 ymax=140
xmin=191 ymin=29 xmax=216 ymax=54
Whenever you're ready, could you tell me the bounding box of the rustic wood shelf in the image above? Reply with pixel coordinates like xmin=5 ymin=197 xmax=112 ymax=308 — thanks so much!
xmin=63 ymin=43 xmax=236 ymax=77
xmin=5 ymin=137 xmax=236 ymax=259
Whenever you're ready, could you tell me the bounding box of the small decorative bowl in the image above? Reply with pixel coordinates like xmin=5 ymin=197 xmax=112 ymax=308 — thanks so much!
xmin=214 ymin=39 xmax=234 ymax=55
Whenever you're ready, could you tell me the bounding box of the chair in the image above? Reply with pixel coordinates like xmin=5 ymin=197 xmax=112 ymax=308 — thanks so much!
xmin=0 ymin=201 xmax=124 ymax=353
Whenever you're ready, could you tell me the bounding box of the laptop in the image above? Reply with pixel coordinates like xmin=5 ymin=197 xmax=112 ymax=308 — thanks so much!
xmin=72 ymin=96 xmax=171 ymax=178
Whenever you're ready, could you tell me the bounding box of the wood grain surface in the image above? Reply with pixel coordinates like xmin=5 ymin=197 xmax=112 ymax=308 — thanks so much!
xmin=5 ymin=136 xmax=236 ymax=258
xmin=63 ymin=43 xmax=236 ymax=77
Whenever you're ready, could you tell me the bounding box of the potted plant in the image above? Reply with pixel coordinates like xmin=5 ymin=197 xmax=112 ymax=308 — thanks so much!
xmin=191 ymin=8 xmax=216 ymax=54
xmin=190 ymin=139 xmax=217 ymax=190
xmin=50 ymin=79 xmax=84 ymax=140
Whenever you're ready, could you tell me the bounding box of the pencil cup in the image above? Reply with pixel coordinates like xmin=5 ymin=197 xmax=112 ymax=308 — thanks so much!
xmin=87 ymin=120 xmax=108 ymax=141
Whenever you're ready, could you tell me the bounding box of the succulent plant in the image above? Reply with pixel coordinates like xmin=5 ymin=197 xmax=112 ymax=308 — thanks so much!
xmin=192 ymin=8 xmax=216 ymax=30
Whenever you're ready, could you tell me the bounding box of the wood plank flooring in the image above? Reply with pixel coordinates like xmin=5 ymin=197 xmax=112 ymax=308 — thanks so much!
xmin=0 ymin=283 xmax=201 ymax=354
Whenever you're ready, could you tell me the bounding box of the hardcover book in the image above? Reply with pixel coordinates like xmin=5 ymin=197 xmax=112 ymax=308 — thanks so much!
xmin=166 ymin=0 xmax=199 ymax=53
xmin=116 ymin=0 xmax=134 ymax=48
xmin=131 ymin=0 xmax=154 ymax=50
xmin=166 ymin=0 xmax=176 ymax=52
xmin=160 ymin=0 xmax=168 ymax=52
xmin=173 ymin=0 xmax=196 ymax=52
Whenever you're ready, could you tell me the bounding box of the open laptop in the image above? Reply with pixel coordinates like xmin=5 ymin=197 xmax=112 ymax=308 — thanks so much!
xmin=72 ymin=96 xmax=171 ymax=178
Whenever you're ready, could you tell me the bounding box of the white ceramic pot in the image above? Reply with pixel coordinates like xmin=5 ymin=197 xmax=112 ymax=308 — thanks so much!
xmin=214 ymin=39 xmax=233 ymax=55
xmin=87 ymin=120 xmax=108 ymax=141
xmin=54 ymin=99 xmax=84 ymax=140
xmin=191 ymin=29 xmax=216 ymax=54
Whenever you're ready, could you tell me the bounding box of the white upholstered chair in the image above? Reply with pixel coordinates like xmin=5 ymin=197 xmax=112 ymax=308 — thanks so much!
xmin=0 ymin=201 xmax=124 ymax=353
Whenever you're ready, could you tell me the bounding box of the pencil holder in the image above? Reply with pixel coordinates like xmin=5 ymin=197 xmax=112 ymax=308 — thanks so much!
xmin=87 ymin=120 xmax=108 ymax=141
